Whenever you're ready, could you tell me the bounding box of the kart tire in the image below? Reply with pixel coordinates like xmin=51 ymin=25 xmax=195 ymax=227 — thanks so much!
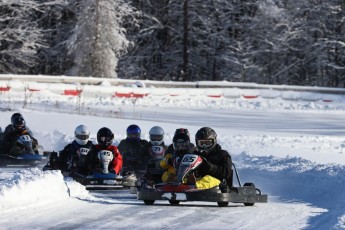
xmin=144 ymin=200 xmax=155 ymax=205
xmin=243 ymin=182 xmax=255 ymax=187
xmin=217 ymin=201 xmax=229 ymax=207
xmin=243 ymin=182 xmax=255 ymax=206
xmin=218 ymin=182 xmax=229 ymax=207
xmin=244 ymin=202 xmax=254 ymax=206
xmin=169 ymin=200 xmax=180 ymax=205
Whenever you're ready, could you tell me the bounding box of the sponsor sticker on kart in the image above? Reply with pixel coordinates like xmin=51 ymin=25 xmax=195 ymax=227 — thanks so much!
xmin=162 ymin=193 xmax=187 ymax=201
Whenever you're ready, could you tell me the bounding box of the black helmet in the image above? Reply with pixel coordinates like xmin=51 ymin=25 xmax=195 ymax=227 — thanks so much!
xmin=173 ymin=132 xmax=190 ymax=152
xmin=11 ymin=113 xmax=23 ymax=124
xmin=126 ymin=124 xmax=141 ymax=140
xmin=195 ymin=127 xmax=217 ymax=154
xmin=12 ymin=116 xmax=26 ymax=132
xmin=174 ymin=128 xmax=190 ymax=138
xmin=97 ymin=127 xmax=114 ymax=147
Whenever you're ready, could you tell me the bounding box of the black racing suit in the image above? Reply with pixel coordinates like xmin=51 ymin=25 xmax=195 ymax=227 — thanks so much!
xmin=117 ymin=138 xmax=151 ymax=172
xmin=2 ymin=124 xmax=38 ymax=155
xmin=195 ymin=144 xmax=233 ymax=187
xmin=58 ymin=140 xmax=93 ymax=174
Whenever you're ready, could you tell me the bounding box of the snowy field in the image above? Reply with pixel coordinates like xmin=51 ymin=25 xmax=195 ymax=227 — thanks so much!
xmin=1 ymin=80 xmax=345 ymax=229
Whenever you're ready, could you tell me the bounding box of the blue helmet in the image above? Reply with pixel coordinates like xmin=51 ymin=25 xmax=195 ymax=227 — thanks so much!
xmin=126 ymin=124 xmax=141 ymax=141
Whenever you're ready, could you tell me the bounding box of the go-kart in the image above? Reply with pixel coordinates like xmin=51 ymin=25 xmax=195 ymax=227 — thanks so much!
xmin=43 ymin=149 xmax=138 ymax=192
xmin=0 ymin=133 xmax=48 ymax=167
xmin=137 ymin=153 xmax=268 ymax=207
xmin=70 ymin=171 xmax=137 ymax=192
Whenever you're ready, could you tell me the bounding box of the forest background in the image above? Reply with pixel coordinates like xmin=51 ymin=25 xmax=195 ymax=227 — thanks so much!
xmin=1 ymin=0 xmax=344 ymax=87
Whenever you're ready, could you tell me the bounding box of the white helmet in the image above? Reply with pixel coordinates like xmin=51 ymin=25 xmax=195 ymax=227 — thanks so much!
xmin=75 ymin=125 xmax=90 ymax=145
xmin=149 ymin=126 xmax=164 ymax=145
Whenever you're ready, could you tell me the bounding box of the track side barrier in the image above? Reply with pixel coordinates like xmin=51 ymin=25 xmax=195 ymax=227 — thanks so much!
xmin=0 ymin=76 xmax=343 ymax=103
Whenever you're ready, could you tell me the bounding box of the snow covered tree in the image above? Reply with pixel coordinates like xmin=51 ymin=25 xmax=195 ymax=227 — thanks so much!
xmin=66 ymin=0 xmax=136 ymax=78
xmin=35 ymin=0 xmax=76 ymax=75
xmin=256 ymin=0 xmax=345 ymax=87
xmin=118 ymin=0 xmax=178 ymax=80
xmin=0 ymin=0 xmax=67 ymax=74
xmin=186 ymin=0 xmax=258 ymax=82
xmin=118 ymin=0 xmax=243 ymax=81
xmin=242 ymin=0 xmax=295 ymax=84
xmin=306 ymin=0 xmax=345 ymax=87
xmin=1 ymin=0 xmax=344 ymax=87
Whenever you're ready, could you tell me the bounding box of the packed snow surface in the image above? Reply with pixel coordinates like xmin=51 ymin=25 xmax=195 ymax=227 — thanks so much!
xmin=1 ymin=79 xmax=345 ymax=229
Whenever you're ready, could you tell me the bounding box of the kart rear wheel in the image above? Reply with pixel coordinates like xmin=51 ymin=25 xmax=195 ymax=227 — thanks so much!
xmin=143 ymin=200 xmax=155 ymax=205
xmin=243 ymin=182 xmax=255 ymax=206
xmin=169 ymin=200 xmax=180 ymax=205
xmin=217 ymin=202 xmax=229 ymax=207
xmin=244 ymin=202 xmax=254 ymax=206
xmin=243 ymin=182 xmax=255 ymax=187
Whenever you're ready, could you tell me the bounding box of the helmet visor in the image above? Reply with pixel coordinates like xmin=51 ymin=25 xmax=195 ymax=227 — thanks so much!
xmin=150 ymin=134 xmax=163 ymax=141
xmin=15 ymin=124 xmax=24 ymax=129
xmin=13 ymin=118 xmax=25 ymax=130
xmin=76 ymin=134 xmax=89 ymax=140
xmin=99 ymin=136 xmax=113 ymax=143
xmin=173 ymin=141 xmax=189 ymax=151
xmin=196 ymin=139 xmax=214 ymax=149
xmin=14 ymin=124 xmax=25 ymax=132
xmin=127 ymin=133 xmax=140 ymax=139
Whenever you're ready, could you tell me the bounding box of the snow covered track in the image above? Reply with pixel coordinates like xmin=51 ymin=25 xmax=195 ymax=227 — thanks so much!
xmin=1 ymin=83 xmax=345 ymax=228
xmin=0 ymin=167 xmax=325 ymax=230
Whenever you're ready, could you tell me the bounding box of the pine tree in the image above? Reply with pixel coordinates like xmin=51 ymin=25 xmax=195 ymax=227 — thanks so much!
xmin=66 ymin=0 xmax=136 ymax=78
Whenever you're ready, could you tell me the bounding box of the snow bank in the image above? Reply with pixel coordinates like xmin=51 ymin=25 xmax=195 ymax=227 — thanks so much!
xmin=234 ymin=152 xmax=345 ymax=228
xmin=0 ymin=168 xmax=92 ymax=214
